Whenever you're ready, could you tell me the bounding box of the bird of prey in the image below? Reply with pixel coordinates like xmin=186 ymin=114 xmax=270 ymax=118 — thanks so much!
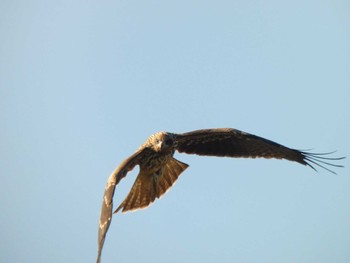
xmin=96 ymin=128 xmax=344 ymax=263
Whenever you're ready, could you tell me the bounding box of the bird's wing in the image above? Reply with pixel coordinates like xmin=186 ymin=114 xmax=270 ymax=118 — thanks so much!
xmin=97 ymin=149 xmax=145 ymax=263
xmin=114 ymin=157 xmax=189 ymax=213
xmin=174 ymin=128 xmax=344 ymax=173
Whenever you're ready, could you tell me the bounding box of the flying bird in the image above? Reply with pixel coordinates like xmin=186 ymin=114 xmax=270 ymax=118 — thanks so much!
xmin=96 ymin=128 xmax=344 ymax=263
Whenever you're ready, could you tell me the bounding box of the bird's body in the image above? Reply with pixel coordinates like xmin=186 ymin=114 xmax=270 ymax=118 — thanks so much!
xmin=96 ymin=128 xmax=344 ymax=263
xmin=114 ymin=132 xmax=188 ymax=213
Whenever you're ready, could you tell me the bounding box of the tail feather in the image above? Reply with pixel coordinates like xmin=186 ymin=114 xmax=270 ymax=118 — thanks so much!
xmin=115 ymin=157 xmax=189 ymax=213
xmin=155 ymin=158 xmax=189 ymax=198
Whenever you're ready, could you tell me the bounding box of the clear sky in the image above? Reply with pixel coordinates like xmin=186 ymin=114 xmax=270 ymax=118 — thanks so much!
xmin=1 ymin=1 xmax=349 ymax=263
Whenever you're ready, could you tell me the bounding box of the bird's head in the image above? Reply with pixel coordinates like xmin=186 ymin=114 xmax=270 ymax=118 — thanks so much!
xmin=148 ymin=132 xmax=175 ymax=153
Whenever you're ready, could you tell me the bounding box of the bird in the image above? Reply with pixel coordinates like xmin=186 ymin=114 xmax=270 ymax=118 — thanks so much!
xmin=96 ymin=128 xmax=344 ymax=263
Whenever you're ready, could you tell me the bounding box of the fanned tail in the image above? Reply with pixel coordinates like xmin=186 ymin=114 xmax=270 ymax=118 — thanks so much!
xmin=114 ymin=158 xmax=189 ymax=213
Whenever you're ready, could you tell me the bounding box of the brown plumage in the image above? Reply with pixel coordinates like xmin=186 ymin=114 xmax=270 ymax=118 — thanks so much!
xmin=96 ymin=128 xmax=344 ymax=263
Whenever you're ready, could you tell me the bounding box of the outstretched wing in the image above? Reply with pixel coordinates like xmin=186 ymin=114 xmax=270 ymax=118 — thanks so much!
xmin=97 ymin=149 xmax=145 ymax=263
xmin=174 ymin=128 xmax=344 ymax=173
xmin=114 ymin=157 xmax=189 ymax=213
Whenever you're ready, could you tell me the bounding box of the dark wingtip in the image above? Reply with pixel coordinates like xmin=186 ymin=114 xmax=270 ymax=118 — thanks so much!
xmin=300 ymin=150 xmax=345 ymax=174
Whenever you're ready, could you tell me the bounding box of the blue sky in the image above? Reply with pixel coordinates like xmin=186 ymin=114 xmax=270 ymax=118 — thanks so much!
xmin=1 ymin=1 xmax=349 ymax=262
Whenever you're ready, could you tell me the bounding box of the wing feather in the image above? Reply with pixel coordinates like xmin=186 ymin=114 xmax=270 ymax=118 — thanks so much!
xmin=175 ymin=128 xmax=298 ymax=158
xmin=175 ymin=128 xmax=344 ymax=172
xmin=96 ymin=149 xmax=145 ymax=263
